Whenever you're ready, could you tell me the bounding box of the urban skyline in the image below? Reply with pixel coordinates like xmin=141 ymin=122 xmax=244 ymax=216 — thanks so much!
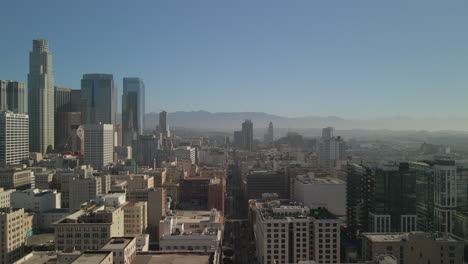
xmin=2 ymin=1 xmax=468 ymax=119
xmin=0 ymin=2 xmax=468 ymax=264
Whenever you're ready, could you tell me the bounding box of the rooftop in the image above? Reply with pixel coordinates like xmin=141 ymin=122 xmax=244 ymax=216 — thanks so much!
xmin=253 ymin=199 xmax=338 ymax=220
xmin=165 ymin=210 xmax=220 ymax=224
xmin=295 ymin=174 xmax=344 ymax=185
xmin=363 ymin=232 xmax=461 ymax=243
xmin=102 ymin=237 xmax=135 ymax=250
xmin=134 ymin=252 xmax=211 ymax=264
xmin=71 ymin=251 xmax=112 ymax=264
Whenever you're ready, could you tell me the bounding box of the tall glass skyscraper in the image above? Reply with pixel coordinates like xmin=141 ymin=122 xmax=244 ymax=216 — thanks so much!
xmin=80 ymin=74 xmax=118 ymax=126
xmin=28 ymin=39 xmax=55 ymax=153
xmin=122 ymin=77 xmax=145 ymax=146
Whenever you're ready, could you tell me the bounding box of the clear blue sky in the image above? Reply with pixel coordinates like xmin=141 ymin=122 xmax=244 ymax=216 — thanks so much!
xmin=1 ymin=0 xmax=468 ymax=118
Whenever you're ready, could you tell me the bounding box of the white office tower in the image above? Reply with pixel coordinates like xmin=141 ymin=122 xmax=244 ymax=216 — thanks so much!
xmin=319 ymin=127 xmax=345 ymax=169
xmin=84 ymin=124 xmax=114 ymax=170
xmin=434 ymin=159 xmax=458 ymax=233
xmin=0 ymin=112 xmax=29 ymax=165
xmin=28 ymin=39 xmax=55 ymax=153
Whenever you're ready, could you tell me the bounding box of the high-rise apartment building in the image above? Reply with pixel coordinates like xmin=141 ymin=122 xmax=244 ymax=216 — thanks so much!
xmin=122 ymin=77 xmax=145 ymax=146
xmin=0 ymin=112 xmax=29 ymax=165
xmin=28 ymin=39 xmax=55 ymax=153
xmin=433 ymin=159 xmax=458 ymax=233
xmin=83 ymin=124 xmax=114 ymax=170
xmin=0 ymin=208 xmax=25 ymax=264
xmin=345 ymin=163 xmax=371 ymax=240
xmin=80 ymin=74 xmax=118 ymax=126
xmin=249 ymin=197 xmax=341 ymax=264
xmin=0 ymin=80 xmax=25 ymax=114
xmin=241 ymin=119 xmax=253 ymax=151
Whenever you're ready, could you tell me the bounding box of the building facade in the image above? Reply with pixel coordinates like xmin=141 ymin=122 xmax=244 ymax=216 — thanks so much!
xmin=84 ymin=124 xmax=114 ymax=170
xmin=0 ymin=80 xmax=25 ymax=114
xmin=0 ymin=208 xmax=25 ymax=264
xmin=54 ymin=204 xmax=125 ymax=251
xmin=28 ymin=39 xmax=55 ymax=153
xmin=80 ymin=74 xmax=118 ymax=126
xmin=0 ymin=112 xmax=29 ymax=165
xmin=362 ymin=232 xmax=464 ymax=264
xmin=122 ymin=77 xmax=145 ymax=146
xmin=249 ymin=198 xmax=341 ymax=264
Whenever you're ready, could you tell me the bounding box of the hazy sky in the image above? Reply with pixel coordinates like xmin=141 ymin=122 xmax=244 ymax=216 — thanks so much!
xmin=1 ymin=0 xmax=468 ymax=118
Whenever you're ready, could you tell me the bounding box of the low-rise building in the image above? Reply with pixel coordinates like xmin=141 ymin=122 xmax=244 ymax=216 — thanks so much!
xmin=54 ymin=203 xmax=125 ymax=251
xmin=71 ymin=251 xmax=113 ymax=264
xmin=362 ymin=232 xmax=464 ymax=264
xmin=40 ymin=208 xmax=69 ymax=231
xmin=159 ymin=209 xmax=223 ymax=254
xmin=11 ymin=188 xmax=61 ymax=213
xmin=101 ymin=237 xmax=137 ymax=264
xmin=0 ymin=166 xmax=32 ymax=190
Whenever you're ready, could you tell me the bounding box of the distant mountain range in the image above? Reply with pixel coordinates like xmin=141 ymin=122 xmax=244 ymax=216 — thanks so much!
xmin=142 ymin=110 xmax=468 ymax=132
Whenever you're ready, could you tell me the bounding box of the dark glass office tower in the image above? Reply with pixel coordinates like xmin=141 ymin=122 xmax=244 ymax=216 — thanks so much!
xmin=122 ymin=77 xmax=145 ymax=146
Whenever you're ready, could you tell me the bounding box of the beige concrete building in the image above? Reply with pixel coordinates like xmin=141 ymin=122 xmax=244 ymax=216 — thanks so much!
xmin=0 ymin=166 xmax=32 ymax=190
xmin=101 ymin=237 xmax=137 ymax=264
xmin=54 ymin=203 xmax=125 ymax=251
xmin=159 ymin=209 xmax=223 ymax=253
xmin=69 ymin=177 xmax=102 ymax=211
xmin=0 ymin=208 xmax=25 ymax=264
xmin=250 ymin=196 xmax=341 ymax=264
xmin=0 ymin=188 xmax=13 ymax=208
xmin=126 ymin=174 xmax=155 ymax=202
xmin=362 ymin=232 xmax=464 ymax=264
xmin=71 ymin=251 xmax=113 ymax=264
xmin=123 ymin=201 xmax=147 ymax=235
xmin=148 ymin=188 xmax=167 ymax=244
xmin=127 ymin=174 xmax=154 ymax=189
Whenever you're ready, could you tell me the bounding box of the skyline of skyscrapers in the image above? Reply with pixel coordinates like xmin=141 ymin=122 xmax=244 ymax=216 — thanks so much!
xmin=122 ymin=77 xmax=145 ymax=146
xmin=28 ymin=39 xmax=55 ymax=154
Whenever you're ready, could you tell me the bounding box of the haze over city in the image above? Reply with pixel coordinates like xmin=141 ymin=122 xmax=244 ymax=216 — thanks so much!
xmin=2 ymin=0 xmax=468 ymax=122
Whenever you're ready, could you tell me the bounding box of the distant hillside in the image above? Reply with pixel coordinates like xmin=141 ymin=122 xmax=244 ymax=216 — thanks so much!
xmin=142 ymin=111 xmax=468 ymax=132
